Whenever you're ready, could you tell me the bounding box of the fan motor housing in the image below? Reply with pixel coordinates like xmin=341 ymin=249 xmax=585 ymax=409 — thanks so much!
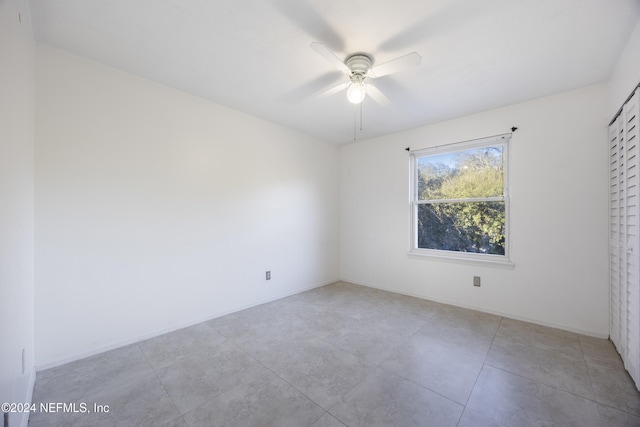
xmin=346 ymin=54 xmax=372 ymax=75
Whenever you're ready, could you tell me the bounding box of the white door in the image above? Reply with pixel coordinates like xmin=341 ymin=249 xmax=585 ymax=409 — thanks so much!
xmin=610 ymin=89 xmax=640 ymax=390
xmin=623 ymin=91 xmax=640 ymax=386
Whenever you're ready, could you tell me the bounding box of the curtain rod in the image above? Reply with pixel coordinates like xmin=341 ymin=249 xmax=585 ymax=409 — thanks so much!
xmin=610 ymin=82 xmax=640 ymax=126
xmin=405 ymin=128 xmax=517 ymax=152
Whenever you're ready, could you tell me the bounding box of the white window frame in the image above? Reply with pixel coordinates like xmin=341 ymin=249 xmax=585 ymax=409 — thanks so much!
xmin=409 ymin=133 xmax=514 ymax=268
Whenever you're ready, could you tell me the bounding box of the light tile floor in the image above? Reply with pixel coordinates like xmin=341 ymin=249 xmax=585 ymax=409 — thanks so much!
xmin=29 ymin=281 xmax=640 ymax=426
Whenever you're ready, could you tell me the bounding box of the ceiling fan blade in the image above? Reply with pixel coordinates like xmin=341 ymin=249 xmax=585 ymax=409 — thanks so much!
xmin=316 ymin=81 xmax=350 ymax=98
xmin=282 ymin=72 xmax=345 ymax=103
xmin=310 ymin=42 xmax=350 ymax=74
xmin=369 ymin=52 xmax=422 ymax=78
xmin=365 ymin=84 xmax=390 ymax=105
xmin=272 ymin=0 xmax=345 ymax=52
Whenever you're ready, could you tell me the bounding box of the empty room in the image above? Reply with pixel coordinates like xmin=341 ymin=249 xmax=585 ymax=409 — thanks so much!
xmin=3 ymin=0 xmax=640 ymax=426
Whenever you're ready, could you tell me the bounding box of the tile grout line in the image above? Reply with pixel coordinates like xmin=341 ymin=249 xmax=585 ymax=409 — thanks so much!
xmin=578 ymin=334 xmax=606 ymax=420
xmin=454 ymin=316 xmax=507 ymax=427
xmin=135 ymin=342 xmax=187 ymax=425
xmin=216 ymin=316 xmax=353 ymax=426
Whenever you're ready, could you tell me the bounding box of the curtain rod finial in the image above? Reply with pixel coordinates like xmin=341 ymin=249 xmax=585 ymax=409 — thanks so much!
xmin=405 ymin=147 xmax=410 ymax=151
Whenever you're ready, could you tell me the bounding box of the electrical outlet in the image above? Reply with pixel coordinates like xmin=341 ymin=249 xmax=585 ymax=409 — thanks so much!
xmin=266 ymin=271 xmax=271 ymax=280
xmin=473 ymin=276 xmax=481 ymax=287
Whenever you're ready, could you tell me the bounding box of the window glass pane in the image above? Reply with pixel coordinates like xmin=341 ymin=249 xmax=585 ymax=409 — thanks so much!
xmin=417 ymin=145 xmax=504 ymax=200
xmin=417 ymin=201 xmax=505 ymax=255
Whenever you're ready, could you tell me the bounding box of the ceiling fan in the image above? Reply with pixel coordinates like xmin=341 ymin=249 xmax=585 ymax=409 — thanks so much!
xmin=310 ymin=42 xmax=422 ymax=105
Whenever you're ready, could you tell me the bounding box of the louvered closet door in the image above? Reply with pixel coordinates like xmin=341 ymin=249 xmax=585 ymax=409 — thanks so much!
xmin=624 ymin=91 xmax=640 ymax=387
xmin=610 ymin=115 xmax=624 ymax=353
xmin=611 ymin=88 xmax=640 ymax=390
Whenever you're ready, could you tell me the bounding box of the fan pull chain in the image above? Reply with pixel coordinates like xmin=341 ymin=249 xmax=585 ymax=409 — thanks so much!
xmin=353 ymin=104 xmax=357 ymax=141
xmin=352 ymin=102 xmax=365 ymax=141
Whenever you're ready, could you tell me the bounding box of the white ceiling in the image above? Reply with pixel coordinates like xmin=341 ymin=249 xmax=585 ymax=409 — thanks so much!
xmin=29 ymin=0 xmax=640 ymax=144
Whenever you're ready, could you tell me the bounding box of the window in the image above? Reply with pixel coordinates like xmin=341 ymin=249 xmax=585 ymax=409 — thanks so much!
xmin=410 ymin=134 xmax=511 ymax=264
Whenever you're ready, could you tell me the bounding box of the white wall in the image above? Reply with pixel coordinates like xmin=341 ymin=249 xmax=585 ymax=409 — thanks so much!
xmin=609 ymin=17 xmax=640 ymax=118
xmin=34 ymin=45 xmax=340 ymax=368
xmin=340 ymin=83 xmax=610 ymax=337
xmin=0 ymin=0 xmax=35 ymax=426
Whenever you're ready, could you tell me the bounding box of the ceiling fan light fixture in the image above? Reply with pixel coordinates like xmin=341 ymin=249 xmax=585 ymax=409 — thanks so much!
xmin=347 ymin=74 xmax=366 ymax=104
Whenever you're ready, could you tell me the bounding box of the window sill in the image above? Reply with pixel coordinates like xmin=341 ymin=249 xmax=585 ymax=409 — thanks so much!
xmin=408 ymin=249 xmax=515 ymax=269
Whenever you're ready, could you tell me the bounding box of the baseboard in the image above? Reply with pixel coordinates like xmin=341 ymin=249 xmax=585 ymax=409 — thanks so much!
xmin=35 ymin=278 xmax=338 ymax=371
xmin=11 ymin=368 xmax=36 ymax=427
xmin=339 ymin=277 xmax=609 ymax=339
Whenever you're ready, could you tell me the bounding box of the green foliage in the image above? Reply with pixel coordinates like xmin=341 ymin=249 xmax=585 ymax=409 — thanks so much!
xmin=417 ymin=146 xmax=505 ymax=255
